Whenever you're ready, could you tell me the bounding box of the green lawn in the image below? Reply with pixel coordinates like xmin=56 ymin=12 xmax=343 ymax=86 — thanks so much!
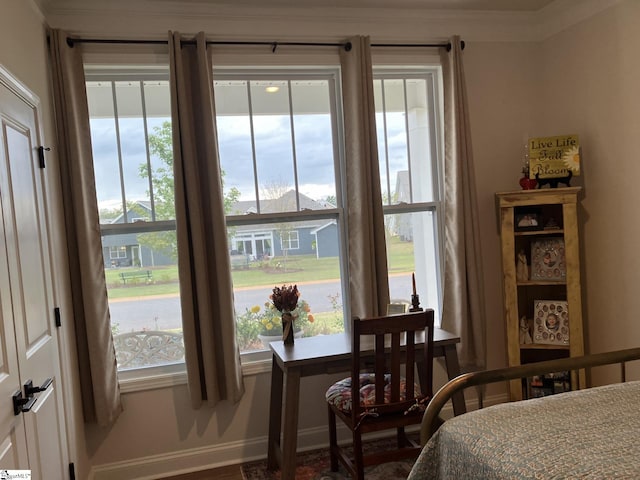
xmin=106 ymin=236 xmax=414 ymax=300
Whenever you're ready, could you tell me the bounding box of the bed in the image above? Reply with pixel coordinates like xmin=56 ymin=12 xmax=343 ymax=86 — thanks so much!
xmin=408 ymin=347 xmax=640 ymax=480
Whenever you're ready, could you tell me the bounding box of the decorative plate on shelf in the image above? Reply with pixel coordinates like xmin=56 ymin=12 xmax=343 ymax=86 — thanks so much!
xmin=533 ymin=300 xmax=569 ymax=345
xmin=530 ymin=237 xmax=566 ymax=281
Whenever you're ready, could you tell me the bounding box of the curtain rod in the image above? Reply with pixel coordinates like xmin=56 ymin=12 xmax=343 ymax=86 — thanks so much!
xmin=66 ymin=37 xmax=463 ymax=52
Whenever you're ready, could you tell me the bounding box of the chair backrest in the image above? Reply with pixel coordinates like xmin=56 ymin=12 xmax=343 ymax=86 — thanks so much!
xmin=350 ymin=309 xmax=434 ymax=421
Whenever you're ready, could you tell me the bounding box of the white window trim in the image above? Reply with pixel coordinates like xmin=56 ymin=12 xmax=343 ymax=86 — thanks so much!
xmin=98 ymin=59 xmax=446 ymax=392
xmin=280 ymin=230 xmax=299 ymax=250
xmin=118 ymin=353 xmax=272 ymax=393
xmin=109 ymin=246 xmax=127 ymax=259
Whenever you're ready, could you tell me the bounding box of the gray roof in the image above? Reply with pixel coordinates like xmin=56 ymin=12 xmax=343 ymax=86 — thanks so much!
xmin=229 ymin=190 xmax=330 ymax=215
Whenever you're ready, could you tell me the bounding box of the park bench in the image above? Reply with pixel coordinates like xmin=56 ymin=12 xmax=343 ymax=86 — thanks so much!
xmin=113 ymin=330 xmax=184 ymax=369
xmin=119 ymin=270 xmax=153 ymax=284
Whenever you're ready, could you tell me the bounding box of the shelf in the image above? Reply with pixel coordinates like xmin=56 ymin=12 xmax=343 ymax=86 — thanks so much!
xmin=517 ymin=281 xmax=566 ymax=286
xmin=514 ymin=229 xmax=564 ymax=236
xmin=496 ymin=187 xmax=584 ymax=402
xmin=520 ymin=344 xmax=570 ymax=350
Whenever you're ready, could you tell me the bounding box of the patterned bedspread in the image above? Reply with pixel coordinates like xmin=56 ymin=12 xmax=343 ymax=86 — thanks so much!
xmin=408 ymin=381 xmax=640 ymax=479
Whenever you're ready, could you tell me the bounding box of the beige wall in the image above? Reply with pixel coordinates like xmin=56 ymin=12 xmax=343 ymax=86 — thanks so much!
xmin=4 ymin=0 xmax=639 ymax=477
xmin=537 ymin=1 xmax=640 ymax=380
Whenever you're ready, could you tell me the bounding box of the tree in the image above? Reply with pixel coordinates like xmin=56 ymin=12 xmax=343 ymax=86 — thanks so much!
xmin=137 ymin=120 xmax=240 ymax=260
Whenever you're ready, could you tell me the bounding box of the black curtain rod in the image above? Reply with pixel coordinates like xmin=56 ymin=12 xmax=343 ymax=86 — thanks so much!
xmin=66 ymin=37 xmax=462 ymax=52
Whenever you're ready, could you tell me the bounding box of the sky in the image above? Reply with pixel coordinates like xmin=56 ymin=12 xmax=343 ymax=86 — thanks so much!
xmin=89 ymin=88 xmax=411 ymax=213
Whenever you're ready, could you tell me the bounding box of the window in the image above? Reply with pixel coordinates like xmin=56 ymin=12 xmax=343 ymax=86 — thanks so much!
xmin=109 ymin=246 xmax=127 ymax=260
xmin=85 ymin=61 xmax=444 ymax=380
xmin=215 ymin=71 xmax=347 ymax=354
xmin=85 ymin=66 xmax=182 ymax=376
xmin=373 ymin=69 xmax=443 ymax=322
xmin=280 ymin=231 xmax=299 ymax=251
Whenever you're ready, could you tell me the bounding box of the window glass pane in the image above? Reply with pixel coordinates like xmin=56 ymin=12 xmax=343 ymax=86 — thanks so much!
xmin=88 ymin=68 xmax=181 ymax=371
xmin=216 ymin=76 xmax=338 ymax=213
xmin=376 ymin=69 xmax=443 ymax=322
xmin=251 ymin=81 xmax=297 ymax=212
xmin=216 ymin=70 xmax=346 ymax=355
xmin=87 ymin=82 xmax=122 ymax=215
xmin=385 ymin=211 xmax=440 ymax=322
xmin=290 ymin=80 xmax=337 ymax=204
xmin=215 ymin=80 xmax=255 ymax=207
xmin=230 ymin=221 xmax=345 ymax=353
xmin=375 ymin=76 xmax=436 ymax=205
xmin=115 ymin=81 xmax=149 ymax=216
xmin=105 ymin=229 xmax=181 ymax=370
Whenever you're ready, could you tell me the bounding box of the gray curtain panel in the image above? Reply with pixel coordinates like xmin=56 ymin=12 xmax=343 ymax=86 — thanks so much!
xmin=168 ymin=31 xmax=244 ymax=408
xmin=48 ymin=29 xmax=123 ymax=426
xmin=340 ymin=36 xmax=390 ymax=320
xmin=440 ymin=36 xmax=487 ymax=371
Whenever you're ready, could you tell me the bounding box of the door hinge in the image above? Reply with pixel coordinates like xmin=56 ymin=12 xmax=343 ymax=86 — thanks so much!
xmin=69 ymin=462 xmax=75 ymax=480
xmin=54 ymin=307 xmax=61 ymax=327
xmin=37 ymin=146 xmax=50 ymax=169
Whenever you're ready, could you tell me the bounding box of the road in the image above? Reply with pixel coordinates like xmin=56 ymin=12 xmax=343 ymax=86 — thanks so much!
xmin=109 ymin=274 xmax=413 ymax=333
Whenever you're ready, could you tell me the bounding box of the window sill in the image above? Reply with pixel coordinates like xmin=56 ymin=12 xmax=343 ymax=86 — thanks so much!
xmin=117 ymin=352 xmax=273 ymax=393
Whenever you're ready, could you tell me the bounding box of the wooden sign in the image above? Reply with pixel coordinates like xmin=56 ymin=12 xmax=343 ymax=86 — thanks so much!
xmin=528 ymin=134 xmax=580 ymax=179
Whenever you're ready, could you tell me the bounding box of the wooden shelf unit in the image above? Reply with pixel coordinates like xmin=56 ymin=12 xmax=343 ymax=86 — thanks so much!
xmin=496 ymin=187 xmax=585 ymax=401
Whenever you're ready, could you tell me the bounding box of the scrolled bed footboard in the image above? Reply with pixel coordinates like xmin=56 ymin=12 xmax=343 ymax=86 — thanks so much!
xmin=420 ymin=347 xmax=640 ymax=445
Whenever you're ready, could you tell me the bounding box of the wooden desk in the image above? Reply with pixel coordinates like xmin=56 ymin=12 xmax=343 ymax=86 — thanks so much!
xmin=266 ymin=329 xmax=465 ymax=479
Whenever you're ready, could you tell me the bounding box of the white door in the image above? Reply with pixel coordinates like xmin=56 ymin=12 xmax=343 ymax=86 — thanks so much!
xmin=0 ymin=68 xmax=68 ymax=478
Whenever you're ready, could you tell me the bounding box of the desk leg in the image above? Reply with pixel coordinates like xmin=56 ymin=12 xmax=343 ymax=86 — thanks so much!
xmin=280 ymin=367 xmax=301 ymax=480
xmin=443 ymin=345 xmax=467 ymax=415
xmin=267 ymin=355 xmax=284 ymax=470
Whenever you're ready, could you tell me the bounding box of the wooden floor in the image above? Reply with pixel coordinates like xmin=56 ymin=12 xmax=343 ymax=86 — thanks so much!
xmin=161 ymin=464 xmax=244 ymax=480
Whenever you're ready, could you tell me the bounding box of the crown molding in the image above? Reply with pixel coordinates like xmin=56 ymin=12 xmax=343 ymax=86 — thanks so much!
xmin=39 ymin=0 xmax=622 ymax=44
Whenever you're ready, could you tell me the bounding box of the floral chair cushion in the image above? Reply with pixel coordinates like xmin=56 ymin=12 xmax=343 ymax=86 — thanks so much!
xmin=325 ymin=373 xmax=421 ymax=413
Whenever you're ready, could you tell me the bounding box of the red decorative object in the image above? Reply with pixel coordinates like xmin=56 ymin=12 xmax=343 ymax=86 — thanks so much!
xmin=519 ymin=175 xmax=537 ymax=190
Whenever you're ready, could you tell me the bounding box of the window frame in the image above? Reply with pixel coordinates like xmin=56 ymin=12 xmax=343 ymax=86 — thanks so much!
xmin=373 ymin=66 xmax=446 ymax=324
xmin=280 ymin=230 xmax=300 ymax=251
xmin=85 ymin=57 xmax=445 ymax=390
xmin=109 ymin=246 xmax=127 ymax=259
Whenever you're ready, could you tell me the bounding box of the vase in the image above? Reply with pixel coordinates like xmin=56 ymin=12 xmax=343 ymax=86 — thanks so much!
xmin=258 ymin=330 xmax=303 ymax=349
xmin=282 ymin=311 xmax=295 ymax=345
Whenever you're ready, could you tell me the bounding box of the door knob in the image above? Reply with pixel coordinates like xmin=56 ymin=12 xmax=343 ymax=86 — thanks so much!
xmin=24 ymin=378 xmax=52 ymax=397
xmin=12 ymin=390 xmax=37 ymax=415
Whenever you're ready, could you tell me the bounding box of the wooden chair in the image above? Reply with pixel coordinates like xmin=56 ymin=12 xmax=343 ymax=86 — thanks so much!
xmin=325 ymin=309 xmax=434 ymax=479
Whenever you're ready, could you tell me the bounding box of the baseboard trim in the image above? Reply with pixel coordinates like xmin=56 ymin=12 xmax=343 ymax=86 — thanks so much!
xmin=90 ymin=392 xmax=508 ymax=479
xmin=89 ymin=425 xmax=334 ymax=480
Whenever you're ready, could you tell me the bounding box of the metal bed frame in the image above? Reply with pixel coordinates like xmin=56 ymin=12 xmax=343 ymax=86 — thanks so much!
xmin=420 ymin=347 xmax=640 ymax=445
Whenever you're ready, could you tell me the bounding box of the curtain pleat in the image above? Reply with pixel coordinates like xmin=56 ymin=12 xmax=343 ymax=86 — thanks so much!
xmin=168 ymin=31 xmax=244 ymax=408
xmin=440 ymin=36 xmax=487 ymax=371
xmin=48 ymin=29 xmax=123 ymax=426
xmin=340 ymin=36 xmax=390 ymax=319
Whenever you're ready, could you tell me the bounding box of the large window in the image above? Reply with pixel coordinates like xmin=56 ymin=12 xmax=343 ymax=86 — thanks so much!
xmin=86 ymin=68 xmax=183 ymax=378
xmin=85 ymin=62 xmax=443 ymax=379
xmin=374 ymin=69 xmax=443 ymax=322
xmin=215 ymin=71 xmax=347 ymax=353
